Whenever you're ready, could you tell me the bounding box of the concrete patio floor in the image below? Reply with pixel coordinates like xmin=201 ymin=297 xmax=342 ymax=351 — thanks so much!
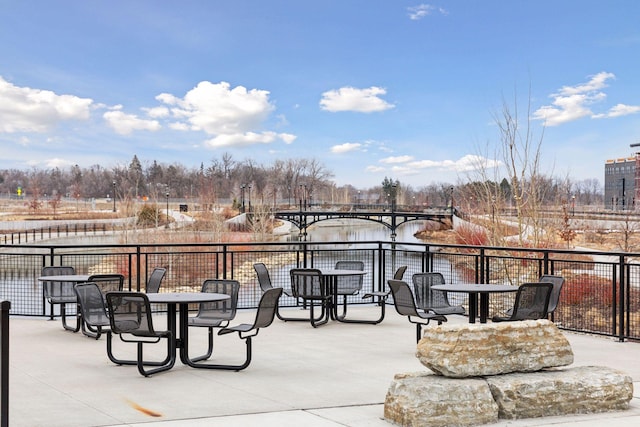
xmin=7 ymin=305 xmax=640 ymax=427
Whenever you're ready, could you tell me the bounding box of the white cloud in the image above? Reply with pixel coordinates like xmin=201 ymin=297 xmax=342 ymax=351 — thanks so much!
xmin=43 ymin=158 xmax=76 ymax=169
xmin=365 ymin=165 xmax=386 ymax=173
xmin=380 ymin=155 xmax=414 ymax=164
xmin=593 ymin=103 xmax=640 ymax=119
xmin=103 ymin=109 xmax=161 ymax=135
xmin=531 ymin=72 xmax=640 ymax=126
xmin=280 ymin=133 xmax=297 ymax=144
xmin=158 ymin=81 xmax=273 ymax=134
xmin=204 ymin=131 xmax=295 ymax=148
xmin=0 ymin=76 xmax=92 ymax=133
xmin=320 ymin=86 xmax=394 ymax=113
xmin=331 ymin=142 xmax=362 ymax=153
xmin=153 ymin=80 xmax=294 ymax=148
xmin=143 ymin=106 xmax=170 ymax=118
xmin=407 ymin=4 xmax=448 ymax=20
xmin=370 ymin=154 xmax=501 ymax=176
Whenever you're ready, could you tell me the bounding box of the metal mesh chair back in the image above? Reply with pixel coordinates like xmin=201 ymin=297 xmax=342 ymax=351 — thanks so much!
xmin=511 ymin=282 xmax=553 ymax=320
xmin=388 ymin=279 xmax=420 ymax=317
xmin=253 ymin=263 xmax=274 ymax=292
xmin=412 ymin=272 xmax=449 ymax=310
xmin=195 ymin=279 xmax=240 ymax=323
xmin=290 ymin=269 xmax=325 ymax=299
xmin=106 ymin=292 xmax=157 ymax=336
xmin=41 ymin=266 xmax=77 ymax=302
xmin=393 ymin=266 xmax=408 ymax=280
xmin=146 ymin=268 xmax=166 ymax=293
xmin=334 ymin=260 xmax=364 ymax=295
xmin=88 ymin=274 xmax=125 ymax=295
xmin=74 ymin=283 xmax=110 ymax=327
xmin=539 ymin=274 xmax=565 ymax=314
xmin=253 ymin=287 xmax=283 ymax=329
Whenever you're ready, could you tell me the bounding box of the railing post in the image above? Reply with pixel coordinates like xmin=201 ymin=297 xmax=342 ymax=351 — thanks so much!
xmin=618 ymin=255 xmax=625 ymax=342
xmin=0 ymin=300 xmax=10 ymax=427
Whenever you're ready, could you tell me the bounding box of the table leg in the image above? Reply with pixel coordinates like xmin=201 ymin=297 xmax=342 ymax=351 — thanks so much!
xmin=479 ymin=293 xmax=489 ymax=323
xmin=468 ymin=293 xmax=477 ymax=323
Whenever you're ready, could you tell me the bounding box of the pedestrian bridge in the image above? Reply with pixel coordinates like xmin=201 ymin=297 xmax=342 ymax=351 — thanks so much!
xmin=269 ymin=209 xmax=454 ymax=239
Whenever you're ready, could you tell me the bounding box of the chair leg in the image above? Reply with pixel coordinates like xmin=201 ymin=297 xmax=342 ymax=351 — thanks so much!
xmin=310 ymin=299 xmax=329 ymax=328
xmin=416 ymin=324 xmax=422 ymax=343
xmin=184 ymin=336 xmax=253 ymax=371
xmin=106 ymin=332 xmax=174 ymax=367
xmin=187 ymin=327 xmax=215 ymax=363
xmin=81 ymin=319 xmax=102 ymax=340
xmin=336 ymin=293 xmax=387 ymax=325
xmin=136 ymin=336 xmax=176 ymax=377
xmin=61 ymin=303 xmax=81 ymax=332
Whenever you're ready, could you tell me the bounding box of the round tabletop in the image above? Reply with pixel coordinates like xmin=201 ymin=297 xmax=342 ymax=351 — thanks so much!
xmin=38 ymin=275 xmax=90 ymax=282
xmin=146 ymin=292 xmax=230 ymax=304
xmin=320 ymin=269 xmax=367 ymax=276
xmin=431 ymin=284 xmax=518 ymax=293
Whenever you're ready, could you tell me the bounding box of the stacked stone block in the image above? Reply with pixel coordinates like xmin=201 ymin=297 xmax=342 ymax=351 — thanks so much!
xmin=384 ymin=320 xmax=633 ymax=427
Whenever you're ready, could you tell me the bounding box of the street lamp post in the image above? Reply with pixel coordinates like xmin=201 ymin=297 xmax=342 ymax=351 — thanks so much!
xmin=240 ymin=185 xmax=246 ymax=213
xmin=247 ymin=185 xmax=252 ymax=212
xmin=449 ymin=186 xmax=454 ymax=215
xmin=112 ymin=181 xmax=116 ymax=212
xmin=165 ymin=190 xmax=170 ymax=225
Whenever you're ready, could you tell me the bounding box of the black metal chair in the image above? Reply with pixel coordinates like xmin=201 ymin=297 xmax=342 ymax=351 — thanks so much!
xmin=145 ymin=268 xmax=166 ymax=293
xmin=187 ymin=279 xmax=240 ymax=362
xmin=88 ymin=273 xmax=125 ymax=295
xmin=289 ymin=268 xmax=331 ymax=327
xmin=492 ymin=282 xmax=553 ymax=322
xmin=540 ymin=274 xmax=565 ymax=321
xmin=41 ymin=266 xmax=80 ymax=332
xmin=105 ymin=292 xmax=175 ymax=377
xmin=333 ymin=260 xmax=365 ymax=318
xmin=253 ymin=263 xmax=294 ymax=322
xmin=393 ymin=265 xmax=408 ymax=280
xmin=187 ymin=287 xmax=283 ymax=371
xmin=388 ymin=279 xmax=447 ymax=343
xmin=74 ymin=282 xmax=111 ymax=339
xmin=412 ymin=272 xmax=465 ymax=316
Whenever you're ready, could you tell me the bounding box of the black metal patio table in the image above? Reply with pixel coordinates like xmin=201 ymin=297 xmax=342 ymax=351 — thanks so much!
xmin=319 ymin=269 xmax=369 ymax=323
xmin=146 ymin=292 xmax=230 ymax=368
xmin=431 ymin=283 xmax=518 ymax=324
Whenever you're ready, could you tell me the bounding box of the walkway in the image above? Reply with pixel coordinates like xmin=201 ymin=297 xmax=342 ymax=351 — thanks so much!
xmin=7 ymin=306 xmax=640 ymax=427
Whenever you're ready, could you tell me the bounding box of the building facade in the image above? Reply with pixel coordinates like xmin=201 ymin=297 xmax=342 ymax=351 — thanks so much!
xmin=604 ymin=155 xmax=639 ymax=210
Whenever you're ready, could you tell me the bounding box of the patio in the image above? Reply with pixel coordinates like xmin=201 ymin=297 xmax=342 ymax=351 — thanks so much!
xmin=7 ymin=305 xmax=640 ymax=427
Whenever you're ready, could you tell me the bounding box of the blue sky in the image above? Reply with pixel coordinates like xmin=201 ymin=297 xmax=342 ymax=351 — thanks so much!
xmin=1 ymin=1 xmax=639 ymax=188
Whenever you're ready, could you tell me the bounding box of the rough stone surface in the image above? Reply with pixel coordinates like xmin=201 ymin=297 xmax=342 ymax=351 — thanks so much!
xmin=416 ymin=319 xmax=573 ymax=377
xmin=486 ymin=366 xmax=634 ymax=419
xmin=384 ymin=371 xmax=499 ymax=427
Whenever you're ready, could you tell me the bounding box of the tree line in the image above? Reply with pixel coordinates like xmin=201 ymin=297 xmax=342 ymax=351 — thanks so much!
xmin=0 ymin=153 xmax=602 ymax=212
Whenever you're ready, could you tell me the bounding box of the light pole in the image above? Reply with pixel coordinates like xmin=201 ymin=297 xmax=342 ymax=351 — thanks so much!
xmin=165 ymin=190 xmax=170 ymax=225
xmin=391 ymin=184 xmax=397 ymax=213
xmin=112 ymin=181 xmax=116 ymax=212
xmin=571 ymin=195 xmax=576 ymax=216
xmin=449 ymin=186 xmax=454 ymax=215
xmin=248 ymin=185 xmax=252 ymax=212
xmin=240 ymin=184 xmax=246 ymax=213
xmin=287 ymin=185 xmax=291 ymax=207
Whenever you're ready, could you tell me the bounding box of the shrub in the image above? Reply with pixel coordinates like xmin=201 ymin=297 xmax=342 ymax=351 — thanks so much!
xmin=455 ymin=224 xmax=489 ymax=246
xmin=561 ymin=274 xmax=613 ymax=307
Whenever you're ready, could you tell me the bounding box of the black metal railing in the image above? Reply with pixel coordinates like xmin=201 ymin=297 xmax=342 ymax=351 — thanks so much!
xmin=1 ymin=223 xmax=113 ymax=245
xmin=1 ymin=240 xmax=639 ymax=341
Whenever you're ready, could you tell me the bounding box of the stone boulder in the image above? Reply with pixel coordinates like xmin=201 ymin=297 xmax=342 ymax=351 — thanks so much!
xmin=486 ymin=366 xmax=634 ymax=419
xmin=416 ymin=319 xmax=573 ymax=377
xmin=384 ymin=372 xmax=499 ymax=427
